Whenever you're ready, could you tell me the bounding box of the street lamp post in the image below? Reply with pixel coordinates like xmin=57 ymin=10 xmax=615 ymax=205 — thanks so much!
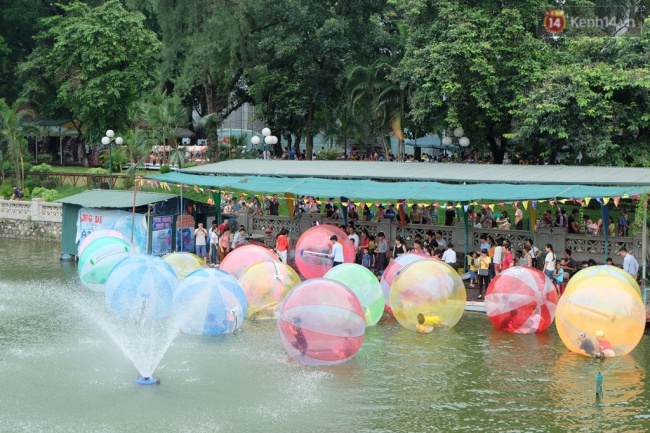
xmin=442 ymin=128 xmax=470 ymax=162
xmin=101 ymin=129 xmax=123 ymax=190
xmin=251 ymin=127 xmax=277 ymax=160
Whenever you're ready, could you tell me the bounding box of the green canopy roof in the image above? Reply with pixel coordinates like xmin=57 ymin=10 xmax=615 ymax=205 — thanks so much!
xmin=146 ymin=172 xmax=649 ymax=202
xmin=56 ymin=190 xmax=177 ymax=208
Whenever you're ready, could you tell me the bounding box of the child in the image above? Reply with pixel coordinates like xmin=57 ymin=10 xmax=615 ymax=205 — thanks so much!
xmin=552 ymin=261 xmax=565 ymax=295
xmin=367 ymin=234 xmax=377 ymax=253
xmin=468 ymin=251 xmax=478 ymax=288
xmin=361 ymin=247 xmax=374 ymax=271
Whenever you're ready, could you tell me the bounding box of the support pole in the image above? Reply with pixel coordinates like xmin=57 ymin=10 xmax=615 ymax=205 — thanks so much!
xmin=601 ymin=203 xmax=609 ymax=263
xmin=462 ymin=202 xmax=469 ymax=272
xmin=642 ymin=194 xmax=648 ymax=305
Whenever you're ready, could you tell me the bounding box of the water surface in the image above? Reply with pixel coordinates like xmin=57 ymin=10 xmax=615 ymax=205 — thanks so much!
xmin=1 ymin=239 xmax=649 ymax=432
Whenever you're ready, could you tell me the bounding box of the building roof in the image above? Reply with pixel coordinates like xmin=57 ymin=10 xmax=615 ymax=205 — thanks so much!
xmin=179 ymin=160 xmax=650 ymax=186
xmin=147 ymin=171 xmax=648 ymax=202
xmin=56 ymin=190 xmax=178 ymax=208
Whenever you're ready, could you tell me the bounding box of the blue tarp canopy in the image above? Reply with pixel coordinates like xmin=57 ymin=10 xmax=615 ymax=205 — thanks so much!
xmin=146 ymin=172 xmax=649 ymax=202
xmin=404 ymin=136 xmax=445 ymax=149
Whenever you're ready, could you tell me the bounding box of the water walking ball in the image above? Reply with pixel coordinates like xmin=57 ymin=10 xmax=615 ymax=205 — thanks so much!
xmin=78 ymin=229 xmax=127 ymax=256
xmin=568 ymin=265 xmax=641 ymax=296
xmin=556 ymin=274 xmax=645 ymax=357
xmin=389 ymin=260 xmax=466 ymax=331
xmin=219 ymin=244 xmax=279 ymax=280
xmin=238 ymin=260 xmax=301 ymax=318
xmin=485 ymin=266 xmax=558 ymax=334
xmin=324 ymin=263 xmax=384 ymax=326
xmin=78 ymin=236 xmax=132 ymax=292
xmin=173 ymin=268 xmax=247 ymax=335
xmin=294 ymin=225 xmax=355 ymax=279
xmin=104 ymin=254 xmax=178 ymax=321
xmin=277 ymin=279 xmax=365 ymax=365
xmin=163 ymin=252 xmax=205 ymax=280
xmin=380 ymin=253 xmax=432 ymax=312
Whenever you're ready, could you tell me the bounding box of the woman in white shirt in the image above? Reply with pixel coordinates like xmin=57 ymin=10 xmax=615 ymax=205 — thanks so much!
xmin=544 ymin=244 xmax=556 ymax=279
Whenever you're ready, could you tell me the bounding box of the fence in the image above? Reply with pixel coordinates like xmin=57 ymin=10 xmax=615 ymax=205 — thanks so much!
xmin=236 ymin=210 xmax=646 ymax=269
xmin=0 ymin=198 xmax=62 ymax=222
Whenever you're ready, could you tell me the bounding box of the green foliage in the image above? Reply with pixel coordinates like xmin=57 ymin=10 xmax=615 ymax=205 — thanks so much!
xmin=87 ymin=167 xmax=108 ymax=175
xmin=0 ymin=183 xmax=12 ymax=199
xmin=159 ymin=166 xmax=172 ymax=174
xmin=37 ymin=154 xmax=53 ymax=164
xmin=0 ymin=98 xmax=39 ymax=187
xmin=31 ymin=163 xmax=53 ymax=173
xmin=20 ymin=0 xmax=161 ymax=140
xmin=316 ymin=149 xmax=342 ymax=160
xmin=31 ymin=187 xmax=59 ymax=202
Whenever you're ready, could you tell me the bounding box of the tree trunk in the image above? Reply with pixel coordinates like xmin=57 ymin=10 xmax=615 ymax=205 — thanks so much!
xmin=398 ymin=139 xmax=405 ymax=161
xmin=487 ymin=135 xmax=506 ymax=164
xmin=305 ymin=99 xmax=315 ymax=160
xmin=294 ymin=135 xmax=301 ymax=157
xmin=414 ymin=144 xmax=421 ymax=161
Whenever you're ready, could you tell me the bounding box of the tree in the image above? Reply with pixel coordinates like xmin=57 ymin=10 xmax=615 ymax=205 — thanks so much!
xmin=20 ymin=0 xmax=161 ymax=140
xmin=512 ymin=29 xmax=650 ymax=165
xmin=0 ymin=98 xmax=38 ymax=188
xmin=396 ymin=0 xmax=546 ymax=163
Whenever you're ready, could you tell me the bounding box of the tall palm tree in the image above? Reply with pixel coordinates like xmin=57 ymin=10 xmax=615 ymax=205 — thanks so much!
xmin=134 ymin=92 xmax=189 ymax=168
xmin=0 ymin=98 xmax=38 ymax=188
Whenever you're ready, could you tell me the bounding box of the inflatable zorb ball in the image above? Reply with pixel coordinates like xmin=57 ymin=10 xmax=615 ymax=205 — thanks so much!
xmin=390 ymin=260 xmax=465 ymax=331
xmin=294 ymin=225 xmax=355 ymax=279
xmin=78 ymin=229 xmax=127 ymax=256
xmin=556 ymin=274 xmax=645 ymax=357
xmin=325 ymin=263 xmax=384 ymax=326
xmin=78 ymin=236 xmax=132 ymax=292
xmin=173 ymin=268 xmax=247 ymax=335
xmin=278 ymin=279 xmax=365 ymax=365
xmin=380 ymin=253 xmax=431 ymax=313
xmin=104 ymin=254 xmax=178 ymax=321
xmin=219 ymin=244 xmax=279 ymax=279
xmin=569 ymin=265 xmax=641 ymax=296
xmin=163 ymin=252 xmax=205 ymax=280
xmin=238 ymin=260 xmax=301 ymax=318
xmin=485 ymin=266 xmax=557 ymax=334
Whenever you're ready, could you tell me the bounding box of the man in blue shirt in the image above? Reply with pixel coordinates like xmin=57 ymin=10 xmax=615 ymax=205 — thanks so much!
xmin=619 ymin=246 xmax=639 ymax=279
xmin=384 ymin=204 xmax=396 ymax=220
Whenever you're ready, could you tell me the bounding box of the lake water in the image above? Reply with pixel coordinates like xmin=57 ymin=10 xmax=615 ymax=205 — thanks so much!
xmin=1 ymin=239 xmax=649 ymax=432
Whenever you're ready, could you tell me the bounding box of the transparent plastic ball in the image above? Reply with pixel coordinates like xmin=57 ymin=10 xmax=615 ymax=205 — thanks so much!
xmin=104 ymin=254 xmax=178 ymax=321
xmin=325 ymin=263 xmax=384 ymax=326
xmin=173 ymin=268 xmax=247 ymax=335
xmin=485 ymin=266 xmax=558 ymax=333
xmin=568 ymin=265 xmax=640 ymax=296
xmin=238 ymin=260 xmax=301 ymax=318
xmin=78 ymin=236 xmax=132 ymax=292
xmin=294 ymin=225 xmax=355 ymax=279
xmin=390 ymin=260 xmax=466 ymax=332
xmin=163 ymin=252 xmax=205 ymax=280
xmin=556 ymin=274 xmax=645 ymax=357
xmin=380 ymin=253 xmax=432 ymax=312
xmin=278 ymin=279 xmax=365 ymax=365
xmin=219 ymin=244 xmax=279 ymax=279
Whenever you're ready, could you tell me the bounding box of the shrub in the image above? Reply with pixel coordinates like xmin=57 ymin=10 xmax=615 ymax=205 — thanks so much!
xmin=0 ymin=184 xmax=12 ymax=199
xmin=31 ymin=187 xmax=58 ymax=202
xmin=88 ymin=167 xmax=108 ymax=175
xmin=160 ymin=166 xmax=172 ymax=174
xmin=184 ymin=162 xmax=198 ymax=168
xmin=31 ymin=163 xmax=53 ymax=173
xmin=42 ymin=179 xmax=57 ymax=189
xmin=37 ymin=154 xmax=53 ymax=164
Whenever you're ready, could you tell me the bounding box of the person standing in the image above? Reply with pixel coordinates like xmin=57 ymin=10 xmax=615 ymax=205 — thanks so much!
xmin=619 ymin=246 xmax=639 ymax=279
xmin=444 ymin=202 xmax=456 ymax=226
xmin=231 ymin=227 xmax=248 ymax=249
xmin=493 ymin=238 xmax=504 ymax=275
xmin=442 ymin=243 xmax=457 ymax=270
xmin=544 ymin=244 xmax=556 ymax=279
xmin=209 ymin=224 xmax=219 ymax=266
xmin=275 ymin=228 xmax=289 ymax=263
xmin=375 ymin=231 xmax=389 ymax=273
xmin=194 ymin=222 xmax=208 ymax=263
xmin=218 ymin=226 xmax=231 ymax=262
xmin=501 ymin=244 xmax=513 ymax=271
xmin=328 ymin=235 xmax=344 ymax=267
xmin=618 ymin=209 xmax=631 ymax=237
xmin=477 ymin=249 xmax=491 ymax=300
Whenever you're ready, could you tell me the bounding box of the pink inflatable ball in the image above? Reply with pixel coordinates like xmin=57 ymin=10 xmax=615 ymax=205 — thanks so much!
xmin=219 ymin=244 xmax=279 ymax=279
xmin=238 ymin=260 xmax=301 ymax=318
xmin=389 ymin=260 xmax=466 ymax=331
xmin=294 ymin=225 xmax=355 ymax=279
xmin=485 ymin=266 xmax=558 ymax=334
xmin=380 ymin=253 xmax=433 ymax=313
xmin=324 ymin=264 xmax=384 ymax=326
xmin=278 ymin=279 xmax=365 ymax=365
xmin=78 ymin=229 xmax=127 ymax=256
xmin=163 ymin=252 xmax=205 ymax=280
xmin=556 ymin=274 xmax=645 ymax=358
